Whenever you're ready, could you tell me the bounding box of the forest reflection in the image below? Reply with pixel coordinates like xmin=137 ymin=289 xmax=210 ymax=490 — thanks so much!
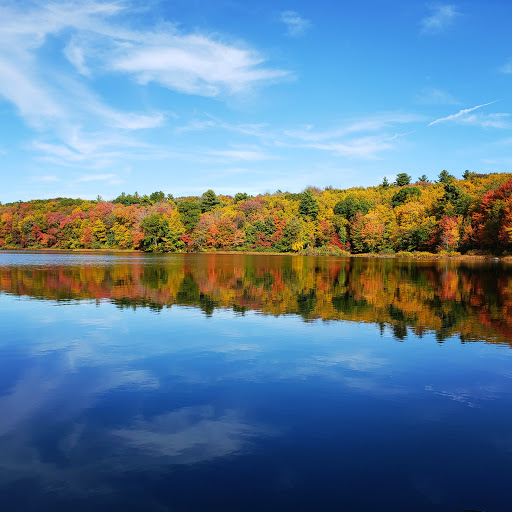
xmin=1 ymin=253 xmax=511 ymax=345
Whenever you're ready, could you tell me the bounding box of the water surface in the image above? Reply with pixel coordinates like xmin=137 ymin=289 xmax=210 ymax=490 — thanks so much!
xmin=1 ymin=251 xmax=511 ymax=511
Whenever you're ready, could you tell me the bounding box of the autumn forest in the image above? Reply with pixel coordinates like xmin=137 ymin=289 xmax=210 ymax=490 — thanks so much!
xmin=2 ymin=170 xmax=512 ymax=255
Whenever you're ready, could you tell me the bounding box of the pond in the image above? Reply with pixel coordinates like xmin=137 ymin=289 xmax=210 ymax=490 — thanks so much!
xmin=1 ymin=251 xmax=511 ymax=511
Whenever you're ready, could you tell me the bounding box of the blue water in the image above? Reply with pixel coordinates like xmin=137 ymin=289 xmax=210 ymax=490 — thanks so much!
xmin=1 ymin=252 xmax=511 ymax=511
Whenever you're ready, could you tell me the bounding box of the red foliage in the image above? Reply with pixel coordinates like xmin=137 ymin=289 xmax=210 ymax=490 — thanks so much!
xmin=472 ymin=178 xmax=512 ymax=251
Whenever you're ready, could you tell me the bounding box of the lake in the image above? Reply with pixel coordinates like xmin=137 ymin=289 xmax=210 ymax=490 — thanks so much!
xmin=1 ymin=251 xmax=511 ymax=511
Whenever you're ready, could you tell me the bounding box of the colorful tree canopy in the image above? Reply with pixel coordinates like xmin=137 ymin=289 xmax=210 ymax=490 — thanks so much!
xmin=2 ymin=174 xmax=512 ymax=255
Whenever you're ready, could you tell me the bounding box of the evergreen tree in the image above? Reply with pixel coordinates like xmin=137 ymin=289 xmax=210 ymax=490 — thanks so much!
xmin=178 ymin=201 xmax=201 ymax=230
xmin=334 ymin=195 xmax=371 ymax=220
xmin=149 ymin=191 xmax=165 ymax=203
xmin=200 ymin=190 xmax=221 ymax=213
xmin=395 ymin=173 xmax=411 ymax=186
xmin=234 ymin=192 xmax=250 ymax=203
xmin=298 ymin=189 xmax=319 ymax=220
xmin=391 ymin=187 xmax=422 ymax=207
xmin=438 ymin=170 xmax=455 ymax=184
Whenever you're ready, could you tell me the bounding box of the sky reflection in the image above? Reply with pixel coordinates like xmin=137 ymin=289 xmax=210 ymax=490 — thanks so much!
xmin=1 ymin=253 xmax=512 ymax=511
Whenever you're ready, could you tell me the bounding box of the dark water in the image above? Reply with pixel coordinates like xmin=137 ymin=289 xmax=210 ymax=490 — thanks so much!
xmin=1 ymin=251 xmax=512 ymax=511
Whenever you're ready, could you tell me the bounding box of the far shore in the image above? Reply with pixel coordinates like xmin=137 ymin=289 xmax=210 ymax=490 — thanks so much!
xmin=1 ymin=247 xmax=510 ymax=262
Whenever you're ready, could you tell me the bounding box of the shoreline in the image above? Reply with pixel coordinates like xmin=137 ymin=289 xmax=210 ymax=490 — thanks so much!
xmin=0 ymin=247 xmax=509 ymax=262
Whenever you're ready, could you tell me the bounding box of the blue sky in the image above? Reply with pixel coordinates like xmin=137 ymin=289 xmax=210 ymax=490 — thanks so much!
xmin=0 ymin=0 xmax=511 ymax=202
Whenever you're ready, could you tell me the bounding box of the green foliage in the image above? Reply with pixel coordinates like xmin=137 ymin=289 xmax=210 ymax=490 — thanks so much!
xmin=436 ymin=184 xmax=471 ymax=217
xmin=395 ymin=173 xmax=411 ymax=186
xmin=334 ymin=195 xmax=371 ymax=220
xmin=418 ymin=175 xmax=429 ymax=183
xmin=298 ymin=189 xmax=319 ymax=220
xmin=141 ymin=214 xmax=169 ymax=251
xmin=149 ymin=191 xmax=165 ymax=203
xmin=391 ymin=187 xmax=422 ymax=207
xmin=177 ymin=201 xmax=201 ymax=231
xmin=279 ymin=216 xmax=303 ymax=252
xmin=113 ymin=192 xmax=142 ymax=206
xmin=57 ymin=198 xmax=85 ymax=207
xmin=400 ymin=222 xmax=434 ymax=251
xmin=284 ymin=192 xmax=302 ymax=202
xmin=200 ymin=190 xmax=221 ymax=213
xmin=234 ymin=192 xmax=251 ymax=203
xmin=381 ymin=177 xmax=390 ymax=189
xmin=438 ymin=170 xmax=455 ymax=184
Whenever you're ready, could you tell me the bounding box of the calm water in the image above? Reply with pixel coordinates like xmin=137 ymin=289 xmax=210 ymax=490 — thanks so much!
xmin=1 ymin=251 xmax=512 ymax=511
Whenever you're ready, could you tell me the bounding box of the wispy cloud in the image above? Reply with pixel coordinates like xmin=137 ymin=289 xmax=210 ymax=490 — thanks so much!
xmin=284 ymin=113 xmax=423 ymax=142
xmin=280 ymin=11 xmax=311 ymax=37
xmin=77 ymin=173 xmax=117 ymax=182
xmin=63 ymin=37 xmax=91 ymax=77
xmin=33 ymin=175 xmax=61 ymax=183
xmin=175 ymin=119 xmax=218 ymax=134
xmin=175 ymin=114 xmax=269 ymax=137
xmin=114 ymin=406 xmax=274 ymax=465
xmin=500 ymin=58 xmax=512 ymax=74
xmin=428 ymin=100 xmax=503 ymax=126
xmin=204 ymin=149 xmax=274 ymax=162
xmin=174 ymin=112 xmax=420 ymax=161
xmin=279 ymin=113 xmax=420 ymax=159
xmin=111 ymin=37 xmax=289 ymax=96
xmin=421 ymin=4 xmax=460 ymax=34
xmin=296 ymin=134 xmax=401 ymax=159
xmin=465 ymin=113 xmax=511 ymax=129
xmin=415 ymin=87 xmax=459 ymax=105
xmin=0 ymin=0 xmax=289 ymax=173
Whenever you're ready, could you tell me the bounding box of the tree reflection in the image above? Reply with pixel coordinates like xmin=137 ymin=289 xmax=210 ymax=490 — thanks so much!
xmin=1 ymin=254 xmax=511 ymax=344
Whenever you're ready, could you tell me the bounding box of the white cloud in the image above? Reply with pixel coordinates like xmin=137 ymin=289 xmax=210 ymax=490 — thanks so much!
xmin=280 ymin=11 xmax=311 ymax=37
xmin=77 ymin=173 xmax=116 ymax=182
xmin=0 ymin=0 xmax=289 ymax=100
xmin=0 ymin=0 xmax=289 ymax=174
xmin=0 ymin=57 xmax=65 ymax=127
xmin=204 ymin=149 xmax=273 ymax=161
xmin=500 ymin=58 xmax=512 ymax=74
xmin=301 ymin=135 xmax=397 ymax=159
xmin=172 ymin=112 xmax=421 ymax=162
xmin=175 ymin=116 xmax=269 ymax=137
xmin=415 ymin=87 xmax=459 ymax=105
xmin=421 ymin=4 xmax=459 ymax=34
xmin=175 ymin=119 xmax=218 ymax=134
xmin=63 ymin=37 xmax=91 ymax=76
xmin=33 ymin=175 xmax=61 ymax=183
xmin=111 ymin=36 xmax=289 ymax=96
xmin=284 ymin=113 xmax=423 ymax=142
xmin=462 ymin=112 xmax=510 ymax=129
xmin=279 ymin=113 xmax=420 ymax=159
xmin=428 ymin=100 xmax=505 ymax=127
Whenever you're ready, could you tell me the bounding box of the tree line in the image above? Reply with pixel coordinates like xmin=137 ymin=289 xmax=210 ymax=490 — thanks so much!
xmin=1 ymin=170 xmax=512 ymax=254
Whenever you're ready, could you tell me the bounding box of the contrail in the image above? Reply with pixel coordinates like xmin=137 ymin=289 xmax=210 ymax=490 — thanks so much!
xmin=429 ymin=100 xmax=500 ymax=126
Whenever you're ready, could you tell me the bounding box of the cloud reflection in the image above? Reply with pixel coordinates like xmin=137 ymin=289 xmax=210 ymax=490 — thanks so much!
xmin=114 ymin=406 xmax=274 ymax=465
